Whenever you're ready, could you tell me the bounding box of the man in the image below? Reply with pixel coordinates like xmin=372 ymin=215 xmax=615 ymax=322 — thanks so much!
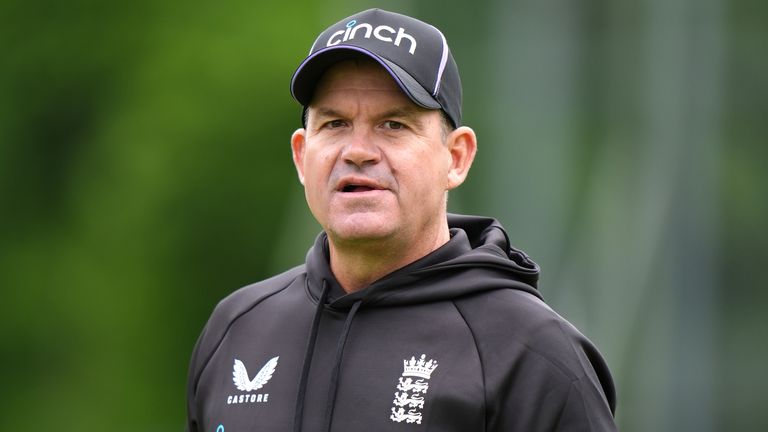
xmin=187 ymin=8 xmax=617 ymax=432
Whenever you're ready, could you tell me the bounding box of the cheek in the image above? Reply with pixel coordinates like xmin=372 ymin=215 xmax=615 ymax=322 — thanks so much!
xmin=396 ymin=153 xmax=448 ymax=197
xmin=303 ymin=150 xmax=336 ymax=198
xmin=303 ymin=147 xmax=332 ymax=177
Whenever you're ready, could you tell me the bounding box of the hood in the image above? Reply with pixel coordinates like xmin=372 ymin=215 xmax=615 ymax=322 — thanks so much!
xmin=294 ymin=213 xmax=542 ymax=432
xmin=305 ymin=213 xmax=541 ymax=310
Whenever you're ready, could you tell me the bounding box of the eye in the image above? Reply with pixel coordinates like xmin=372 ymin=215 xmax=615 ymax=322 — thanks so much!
xmin=382 ymin=120 xmax=405 ymax=130
xmin=325 ymin=119 xmax=347 ymax=129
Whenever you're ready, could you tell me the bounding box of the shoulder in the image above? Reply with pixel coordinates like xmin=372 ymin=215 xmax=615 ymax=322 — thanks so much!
xmin=210 ymin=264 xmax=306 ymax=325
xmin=187 ymin=265 xmax=306 ymax=396
xmin=454 ymin=288 xmax=569 ymax=337
xmin=454 ymin=288 xmax=607 ymax=381
xmin=453 ymin=288 xmax=616 ymax=415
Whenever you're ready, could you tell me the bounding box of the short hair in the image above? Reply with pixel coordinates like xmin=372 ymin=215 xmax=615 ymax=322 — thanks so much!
xmin=438 ymin=110 xmax=455 ymax=142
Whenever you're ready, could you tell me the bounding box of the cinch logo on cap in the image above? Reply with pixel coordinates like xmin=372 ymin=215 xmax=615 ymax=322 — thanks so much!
xmin=325 ymin=19 xmax=418 ymax=55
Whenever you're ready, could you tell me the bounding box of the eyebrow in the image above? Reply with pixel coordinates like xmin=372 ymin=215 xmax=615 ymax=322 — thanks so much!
xmin=311 ymin=107 xmax=345 ymax=121
xmin=310 ymin=105 xmax=429 ymax=127
xmin=377 ymin=106 xmax=429 ymax=126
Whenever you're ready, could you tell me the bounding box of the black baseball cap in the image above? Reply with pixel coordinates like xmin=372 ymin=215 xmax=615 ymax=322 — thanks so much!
xmin=290 ymin=8 xmax=462 ymax=128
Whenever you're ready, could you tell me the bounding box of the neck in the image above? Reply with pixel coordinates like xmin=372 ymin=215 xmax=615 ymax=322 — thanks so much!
xmin=328 ymin=223 xmax=450 ymax=293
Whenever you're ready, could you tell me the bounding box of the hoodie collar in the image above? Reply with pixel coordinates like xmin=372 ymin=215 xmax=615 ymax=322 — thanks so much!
xmin=304 ymin=213 xmax=541 ymax=310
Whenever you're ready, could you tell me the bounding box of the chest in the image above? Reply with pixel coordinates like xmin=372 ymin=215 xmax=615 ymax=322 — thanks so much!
xmin=195 ymin=303 xmax=486 ymax=431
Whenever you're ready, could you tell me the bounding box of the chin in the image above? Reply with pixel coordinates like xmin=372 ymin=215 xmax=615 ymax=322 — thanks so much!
xmin=327 ymin=212 xmax=398 ymax=243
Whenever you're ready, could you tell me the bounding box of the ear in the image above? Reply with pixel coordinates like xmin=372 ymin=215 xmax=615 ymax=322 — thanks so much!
xmin=445 ymin=126 xmax=478 ymax=190
xmin=291 ymin=128 xmax=307 ymax=185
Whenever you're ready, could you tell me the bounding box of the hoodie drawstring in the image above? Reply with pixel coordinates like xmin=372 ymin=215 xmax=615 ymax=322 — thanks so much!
xmin=293 ymin=281 xmax=363 ymax=432
xmin=293 ymin=280 xmax=330 ymax=432
xmin=322 ymin=299 xmax=362 ymax=432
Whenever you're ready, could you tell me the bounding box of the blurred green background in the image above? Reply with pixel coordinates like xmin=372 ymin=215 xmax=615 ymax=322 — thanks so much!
xmin=1 ymin=0 xmax=765 ymax=430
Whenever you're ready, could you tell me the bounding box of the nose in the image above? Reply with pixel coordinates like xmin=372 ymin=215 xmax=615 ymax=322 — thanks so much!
xmin=341 ymin=129 xmax=381 ymax=167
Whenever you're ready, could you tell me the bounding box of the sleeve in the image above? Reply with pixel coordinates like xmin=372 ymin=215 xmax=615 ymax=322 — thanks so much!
xmin=186 ymin=322 xmax=209 ymax=432
xmin=550 ymin=379 xmax=618 ymax=431
xmin=486 ymin=327 xmax=617 ymax=431
xmin=484 ymin=350 xmax=617 ymax=432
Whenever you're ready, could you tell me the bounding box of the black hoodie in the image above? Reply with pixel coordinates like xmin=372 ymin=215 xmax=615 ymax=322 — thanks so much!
xmin=187 ymin=214 xmax=617 ymax=431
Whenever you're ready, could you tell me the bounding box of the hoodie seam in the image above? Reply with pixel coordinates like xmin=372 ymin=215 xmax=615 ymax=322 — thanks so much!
xmin=451 ymin=299 xmax=488 ymax=432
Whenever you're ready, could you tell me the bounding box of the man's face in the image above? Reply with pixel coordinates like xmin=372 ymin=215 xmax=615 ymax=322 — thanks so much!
xmin=291 ymin=59 xmax=455 ymax=250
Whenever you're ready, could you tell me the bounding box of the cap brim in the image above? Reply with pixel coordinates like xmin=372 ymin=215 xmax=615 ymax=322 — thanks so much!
xmin=290 ymin=45 xmax=442 ymax=111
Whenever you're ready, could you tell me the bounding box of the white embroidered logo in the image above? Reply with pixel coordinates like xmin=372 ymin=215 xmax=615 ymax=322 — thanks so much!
xmin=326 ymin=20 xmax=418 ymax=55
xmin=226 ymin=356 xmax=278 ymax=405
xmin=390 ymin=354 xmax=438 ymax=424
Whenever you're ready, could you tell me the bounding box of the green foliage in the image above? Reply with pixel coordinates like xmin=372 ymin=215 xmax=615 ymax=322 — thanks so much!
xmin=0 ymin=1 xmax=319 ymax=430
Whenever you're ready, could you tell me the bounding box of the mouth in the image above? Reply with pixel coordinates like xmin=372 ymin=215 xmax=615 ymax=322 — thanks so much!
xmin=341 ymin=184 xmax=376 ymax=193
xmin=337 ymin=177 xmax=386 ymax=194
